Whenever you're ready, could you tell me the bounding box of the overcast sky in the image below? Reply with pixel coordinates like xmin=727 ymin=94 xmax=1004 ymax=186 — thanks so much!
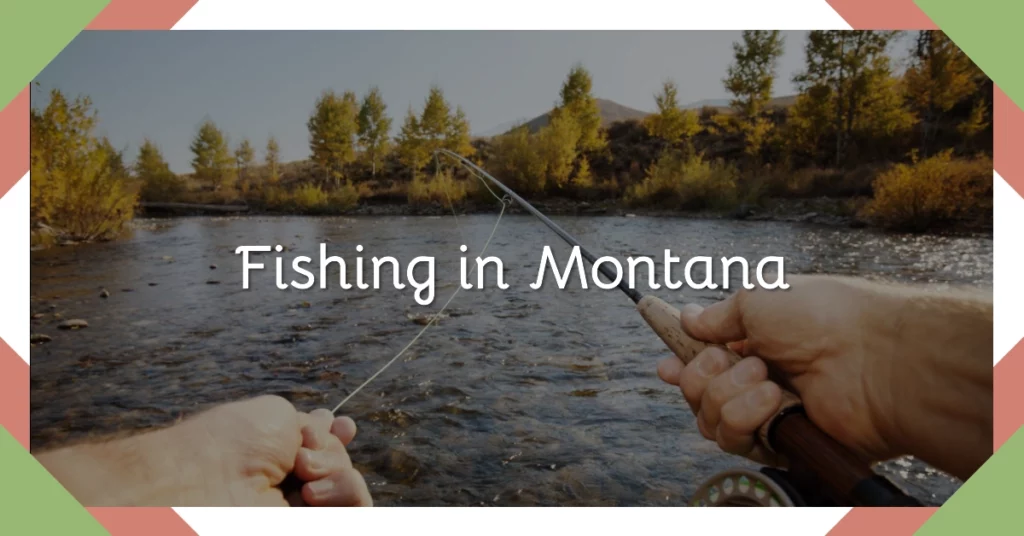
xmin=35 ymin=31 xmax=915 ymax=173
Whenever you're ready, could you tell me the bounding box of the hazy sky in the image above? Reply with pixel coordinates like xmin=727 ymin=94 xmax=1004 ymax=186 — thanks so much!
xmin=35 ymin=31 xmax=914 ymax=173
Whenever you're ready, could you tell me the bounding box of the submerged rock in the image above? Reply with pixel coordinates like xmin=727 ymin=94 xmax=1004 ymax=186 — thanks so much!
xmin=57 ymin=319 xmax=88 ymax=330
xmin=31 ymin=333 xmax=52 ymax=344
xmin=406 ymin=312 xmax=449 ymax=326
xmin=100 ymin=289 xmax=110 ymax=298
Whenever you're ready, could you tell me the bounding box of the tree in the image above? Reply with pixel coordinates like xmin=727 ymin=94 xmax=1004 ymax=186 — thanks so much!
xmin=234 ymin=138 xmax=256 ymax=193
xmin=790 ymin=30 xmax=913 ymax=166
xmin=445 ymin=106 xmax=475 ymax=157
xmin=137 ymin=139 xmax=184 ymax=202
xmin=357 ymin=86 xmax=392 ymax=177
xmin=537 ymin=108 xmax=581 ymax=188
xmin=396 ymin=107 xmax=428 ymax=176
xmin=397 ymin=87 xmax=474 ymax=176
xmin=265 ymin=136 xmax=280 ymax=184
xmin=645 ymin=80 xmax=700 ymax=143
xmin=724 ymin=31 xmax=785 ymax=160
xmin=904 ymin=30 xmax=982 ymax=155
xmin=725 ymin=31 xmax=785 ymax=118
xmin=307 ymin=89 xmax=358 ymax=186
xmin=30 ymin=89 xmax=135 ymax=240
xmin=190 ymin=119 xmax=234 ymax=191
xmin=419 ymin=85 xmax=451 ymax=154
xmin=573 ymin=156 xmax=594 ymax=188
xmin=489 ymin=126 xmax=546 ymax=194
xmin=558 ymin=64 xmax=605 ymax=152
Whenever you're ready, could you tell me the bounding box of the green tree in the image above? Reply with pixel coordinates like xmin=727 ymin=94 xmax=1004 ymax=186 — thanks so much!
xmin=790 ymin=30 xmax=913 ymax=166
xmin=645 ymin=80 xmax=700 ymax=143
xmin=30 ymin=89 xmax=135 ymax=241
xmin=137 ymin=139 xmax=184 ymax=202
xmin=419 ymin=85 xmax=452 ymax=154
xmin=905 ymin=30 xmax=982 ymax=155
xmin=558 ymin=64 xmax=605 ymax=152
xmin=307 ymin=89 xmax=358 ymax=186
xmin=357 ymin=86 xmax=392 ymax=177
xmin=265 ymin=136 xmax=280 ymax=184
xmin=537 ymin=108 xmax=581 ymax=188
xmin=234 ymin=137 xmax=256 ymax=193
xmin=445 ymin=105 xmax=475 ymax=157
xmin=396 ymin=107 xmax=428 ymax=176
xmin=190 ymin=118 xmax=234 ymax=191
xmin=725 ymin=31 xmax=785 ymax=118
xmin=724 ymin=30 xmax=785 ymax=160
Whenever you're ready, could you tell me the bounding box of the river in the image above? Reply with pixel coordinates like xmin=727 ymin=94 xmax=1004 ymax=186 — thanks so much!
xmin=29 ymin=215 xmax=991 ymax=506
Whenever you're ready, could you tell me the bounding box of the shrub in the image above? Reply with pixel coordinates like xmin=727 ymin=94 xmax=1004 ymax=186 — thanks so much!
xmin=328 ymin=181 xmax=360 ymax=211
xmin=626 ymin=151 xmax=739 ymax=210
xmin=290 ymin=183 xmax=329 ymax=211
xmin=408 ymin=169 xmax=468 ymax=206
xmin=861 ymin=150 xmax=992 ymax=231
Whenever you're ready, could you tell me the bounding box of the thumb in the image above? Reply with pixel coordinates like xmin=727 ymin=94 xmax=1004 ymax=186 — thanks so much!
xmin=680 ymin=292 xmax=747 ymax=344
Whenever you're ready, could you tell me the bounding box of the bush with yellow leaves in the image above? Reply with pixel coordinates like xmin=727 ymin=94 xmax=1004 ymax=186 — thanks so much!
xmin=861 ymin=150 xmax=991 ymax=231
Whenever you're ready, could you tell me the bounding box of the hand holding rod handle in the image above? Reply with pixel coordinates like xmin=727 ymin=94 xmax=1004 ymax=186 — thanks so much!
xmin=637 ymin=295 xmax=920 ymax=507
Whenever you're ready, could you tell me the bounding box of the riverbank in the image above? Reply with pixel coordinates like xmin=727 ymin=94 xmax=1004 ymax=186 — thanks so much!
xmin=32 ymin=195 xmax=989 ymax=250
xmin=135 ymin=196 xmax=864 ymax=223
xmin=139 ymin=195 xmax=992 ymax=234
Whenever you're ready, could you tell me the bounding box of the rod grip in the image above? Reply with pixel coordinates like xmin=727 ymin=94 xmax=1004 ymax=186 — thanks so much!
xmin=637 ymin=295 xmax=916 ymax=506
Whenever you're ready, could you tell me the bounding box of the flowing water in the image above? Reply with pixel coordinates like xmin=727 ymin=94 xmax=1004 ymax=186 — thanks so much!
xmin=30 ymin=215 xmax=991 ymax=506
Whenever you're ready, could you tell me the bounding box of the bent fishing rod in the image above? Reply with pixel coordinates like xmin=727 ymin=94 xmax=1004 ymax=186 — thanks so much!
xmin=436 ymin=149 xmax=920 ymax=507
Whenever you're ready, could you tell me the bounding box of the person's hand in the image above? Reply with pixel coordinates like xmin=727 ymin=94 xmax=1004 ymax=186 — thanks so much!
xmin=37 ymin=395 xmax=372 ymax=506
xmin=290 ymin=405 xmax=373 ymax=507
xmin=656 ymin=275 xmax=992 ymax=480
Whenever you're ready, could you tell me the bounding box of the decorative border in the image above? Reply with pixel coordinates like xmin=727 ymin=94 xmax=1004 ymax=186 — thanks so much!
xmin=1 ymin=1 xmax=1017 ymax=534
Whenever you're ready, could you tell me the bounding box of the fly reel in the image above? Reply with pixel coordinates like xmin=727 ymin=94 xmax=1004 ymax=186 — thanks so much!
xmin=690 ymin=467 xmax=824 ymax=507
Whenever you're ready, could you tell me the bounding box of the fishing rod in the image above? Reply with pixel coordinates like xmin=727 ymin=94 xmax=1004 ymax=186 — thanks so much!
xmin=436 ymin=149 xmax=920 ymax=507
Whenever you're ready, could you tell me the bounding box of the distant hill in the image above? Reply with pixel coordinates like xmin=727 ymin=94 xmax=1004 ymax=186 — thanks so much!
xmin=480 ymin=98 xmax=651 ymax=137
xmin=684 ymin=95 xmax=799 ymax=114
xmin=475 ymin=94 xmax=800 ymax=138
xmin=474 ymin=117 xmax=530 ymax=138
xmin=681 ymin=98 xmax=731 ymax=110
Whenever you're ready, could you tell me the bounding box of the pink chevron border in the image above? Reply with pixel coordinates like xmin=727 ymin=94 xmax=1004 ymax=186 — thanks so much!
xmin=3 ymin=2 xmax=199 ymax=534
xmin=824 ymin=0 xmax=1009 ymax=534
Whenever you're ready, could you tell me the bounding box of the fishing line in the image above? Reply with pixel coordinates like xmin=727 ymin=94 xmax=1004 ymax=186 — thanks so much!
xmin=330 ymin=155 xmax=511 ymax=414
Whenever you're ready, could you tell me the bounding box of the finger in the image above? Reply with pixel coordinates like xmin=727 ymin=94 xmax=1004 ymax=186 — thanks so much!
xmin=681 ymin=293 xmax=747 ymax=344
xmin=303 ymin=469 xmax=373 ymax=507
xmin=294 ymin=445 xmax=353 ymax=481
xmin=727 ymin=340 xmax=748 ymax=355
xmin=678 ymin=346 xmax=732 ymax=414
xmin=700 ymin=356 xmax=768 ymax=433
xmin=331 ymin=416 xmax=357 ymax=446
xmin=696 ymin=408 xmax=714 ymax=441
xmin=715 ymin=381 xmax=782 ymax=457
xmin=300 ymin=409 xmax=337 ymax=451
xmin=657 ymin=356 xmax=684 ymax=386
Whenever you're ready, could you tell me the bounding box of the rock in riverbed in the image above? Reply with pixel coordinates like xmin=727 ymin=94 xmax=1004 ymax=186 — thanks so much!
xmin=406 ymin=312 xmax=449 ymax=326
xmin=100 ymin=289 xmax=110 ymax=298
xmin=31 ymin=333 xmax=52 ymax=344
xmin=57 ymin=319 xmax=88 ymax=330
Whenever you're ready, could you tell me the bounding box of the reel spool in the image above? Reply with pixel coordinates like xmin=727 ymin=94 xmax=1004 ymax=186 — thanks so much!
xmin=689 ymin=467 xmax=808 ymax=507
